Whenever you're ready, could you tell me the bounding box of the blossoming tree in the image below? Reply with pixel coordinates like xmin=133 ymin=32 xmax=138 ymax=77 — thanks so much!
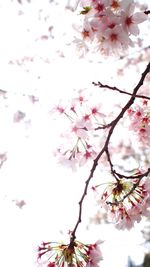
xmin=0 ymin=0 xmax=149 ymax=266
xmin=36 ymin=1 xmax=150 ymax=267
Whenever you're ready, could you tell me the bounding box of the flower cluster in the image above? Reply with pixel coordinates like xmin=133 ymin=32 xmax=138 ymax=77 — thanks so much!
xmin=127 ymin=100 xmax=150 ymax=146
xmin=96 ymin=173 xmax=150 ymax=229
xmin=52 ymin=89 xmax=106 ymax=170
xmin=37 ymin=240 xmax=103 ymax=267
xmin=74 ymin=0 xmax=147 ymax=55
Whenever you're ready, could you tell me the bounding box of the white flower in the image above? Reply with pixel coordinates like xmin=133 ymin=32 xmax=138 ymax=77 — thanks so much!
xmin=121 ymin=2 xmax=147 ymax=36
xmin=101 ymin=25 xmax=130 ymax=54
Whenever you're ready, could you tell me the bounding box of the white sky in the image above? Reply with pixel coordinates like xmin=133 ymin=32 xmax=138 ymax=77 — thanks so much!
xmin=0 ymin=1 xmax=149 ymax=267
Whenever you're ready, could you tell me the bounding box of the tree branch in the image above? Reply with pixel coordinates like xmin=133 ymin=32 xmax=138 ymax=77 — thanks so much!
xmin=69 ymin=62 xmax=150 ymax=245
xmin=92 ymin=82 xmax=150 ymax=100
xmin=144 ymin=10 xmax=150 ymax=15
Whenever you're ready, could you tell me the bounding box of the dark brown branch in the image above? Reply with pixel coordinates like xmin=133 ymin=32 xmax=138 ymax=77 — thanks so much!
xmin=95 ymin=119 xmax=115 ymax=130
xmin=105 ymin=148 xmax=117 ymax=178
xmin=144 ymin=10 xmax=150 ymax=15
xmin=69 ymin=62 xmax=150 ymax=245
xmin=92 ymin=82 xmax=150 ymax=100
xmin=114 ymin=168 xmax=150 ymax=180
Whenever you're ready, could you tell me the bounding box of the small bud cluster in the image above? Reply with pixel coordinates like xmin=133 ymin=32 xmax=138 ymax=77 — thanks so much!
xmin=37 ymin=240 xmax=103 ymax=267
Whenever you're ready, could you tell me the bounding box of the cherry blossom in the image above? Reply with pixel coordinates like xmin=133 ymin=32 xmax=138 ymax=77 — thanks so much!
xmin=101 ymin=25 xmax=130 ymax=55
xmin=127 ymin=100 xmax=150 ymax=146
xmin=13 ymin=110 xmax=26 ymax=122
xmin=52 ymin=89 xmax=106 ymax=170
xmin=74 ymin=0 xmax=148 ymax=55
xmin=121 ymin=0 xmax=147 ymax=35
xmin=37 ymin=240 xmax=103 ymax=267
xmin=86 ymin=240 xmax=103 ymax=267
xmin=95 ymin=172 xmax=150 ymax=229
xmin=0 ymin=1 xmax=149 ymax=267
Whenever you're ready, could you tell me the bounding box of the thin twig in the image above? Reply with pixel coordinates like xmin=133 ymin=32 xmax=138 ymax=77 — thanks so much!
xmin=113 ymin=168 xmax=150 ymax=180
xmin=95 ymin=119 xmax=115 ymax=130
xmin=92 ymin=82 xmax=150 ymax=100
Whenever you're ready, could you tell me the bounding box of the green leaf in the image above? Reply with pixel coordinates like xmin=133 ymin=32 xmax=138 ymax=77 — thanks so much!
xmin=80 ymin=6 xmax=92 ymax=15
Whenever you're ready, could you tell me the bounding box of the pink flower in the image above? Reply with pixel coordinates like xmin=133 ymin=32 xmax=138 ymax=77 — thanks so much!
xmin=51 ymin=101 xmax=66 ymax=116
xmin=79 ymin=148 xmax=97 ymax=166
xmin=121 ymin=1 xmax=147 ymax=35
xmin=75 ymin=0 xmax=148 ymax=55
xmin=127 ymin=100 xmax=150 ymax=146
xmin=81 ymin=19 xmax=95 ymax=41
xmin=72 ymin=119 xmax=90 ymax=138
xmin=71 ymin=89 xmax=88 ymax=106
xmin=86 ymin=240 xmax=103 ymax=267
xmin=100 ymin=9 xmax=120 ymax=31
xmin=13 ymin=110 xmax=26 ymax=122
xmin=92 ymin=0 xmax=109 ymax=15
xmin=102 ymin=25 xmax=130 ymax=54
xmin=37 ymin=240 xmax=103 ymax=267
xmin=97 ymin=174 xmax=150 ymax=230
